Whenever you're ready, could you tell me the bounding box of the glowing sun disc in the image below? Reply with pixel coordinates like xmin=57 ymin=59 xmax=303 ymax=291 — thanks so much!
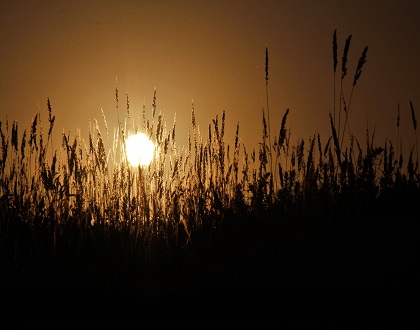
xmin=126 ymin=133 xmax=155 ymax=167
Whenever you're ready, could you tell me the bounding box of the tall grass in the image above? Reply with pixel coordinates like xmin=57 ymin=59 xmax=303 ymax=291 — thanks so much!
xmin=0 ymin=31 xmax=419 ymax=273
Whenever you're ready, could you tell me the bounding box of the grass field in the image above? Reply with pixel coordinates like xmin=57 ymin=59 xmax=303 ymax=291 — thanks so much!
xmin=1 ymin=32 xmax=419 ymax=328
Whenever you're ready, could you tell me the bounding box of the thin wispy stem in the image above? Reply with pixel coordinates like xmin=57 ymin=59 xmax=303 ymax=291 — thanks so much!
xmin=333 ymin=29 xmax=338 ymax=126
xmin=338 ymin=34 xmax=352 ymax=146
xmin=265 ymin=47 xmax=274 ymax=194
xmin=340 ymin=45 xmax=368 ymax=149
xmin=410 ymin=100 xmax=418 ymax=167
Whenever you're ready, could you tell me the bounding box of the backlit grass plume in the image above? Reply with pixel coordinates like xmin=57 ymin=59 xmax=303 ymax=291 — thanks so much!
xmin=0 ymin=31 xmax=418 ymax=275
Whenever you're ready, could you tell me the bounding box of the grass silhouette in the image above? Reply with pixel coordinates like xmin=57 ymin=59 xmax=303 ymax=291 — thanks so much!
xmin=0 ymin=31 xmax=419 ymax=328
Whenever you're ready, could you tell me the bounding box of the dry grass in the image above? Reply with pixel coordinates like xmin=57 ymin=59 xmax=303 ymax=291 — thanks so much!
xmin=0 ymin=31 xmax=419 ymax=277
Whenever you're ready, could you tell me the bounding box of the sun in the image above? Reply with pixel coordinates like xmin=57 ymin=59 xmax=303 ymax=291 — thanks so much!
xmin=125 ymin=133 xmax=155 ymax=167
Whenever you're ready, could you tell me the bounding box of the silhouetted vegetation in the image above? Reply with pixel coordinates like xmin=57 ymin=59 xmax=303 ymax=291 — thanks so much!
xmin=0 ymin=32 xmax=418 ymax=275
xmin=0 ymin=32 xmax=419 ymax=328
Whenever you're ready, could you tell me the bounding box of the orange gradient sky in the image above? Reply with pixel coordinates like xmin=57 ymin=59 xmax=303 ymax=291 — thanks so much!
xmin=1 ymin=0 xmax=419 ymax=158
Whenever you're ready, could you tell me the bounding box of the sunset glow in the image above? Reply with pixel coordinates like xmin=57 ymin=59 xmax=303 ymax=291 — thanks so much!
xmin=126 ymin=133 xmax=155 ymax=167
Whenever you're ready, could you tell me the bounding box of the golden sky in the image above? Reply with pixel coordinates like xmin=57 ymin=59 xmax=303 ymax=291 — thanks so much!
xmin=1 ymin=0 xmax=419 ymax=158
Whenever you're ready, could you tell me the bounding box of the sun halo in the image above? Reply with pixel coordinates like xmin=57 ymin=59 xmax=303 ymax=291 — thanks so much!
xmin=125 ymin=132 xmax=155 ymax=167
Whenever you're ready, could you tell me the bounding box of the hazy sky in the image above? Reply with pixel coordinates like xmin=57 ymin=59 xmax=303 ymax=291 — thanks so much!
xmin=1 ymin=0 xmax=419 ymax=158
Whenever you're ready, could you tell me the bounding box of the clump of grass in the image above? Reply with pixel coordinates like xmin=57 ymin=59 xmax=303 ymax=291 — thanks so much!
xmin=0 ymin=31 xmax=419 ymax=276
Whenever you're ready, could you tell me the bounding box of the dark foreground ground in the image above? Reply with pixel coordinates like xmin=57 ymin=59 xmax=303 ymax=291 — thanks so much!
xmin=2 ymin=215 xmax=419 ymax=329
